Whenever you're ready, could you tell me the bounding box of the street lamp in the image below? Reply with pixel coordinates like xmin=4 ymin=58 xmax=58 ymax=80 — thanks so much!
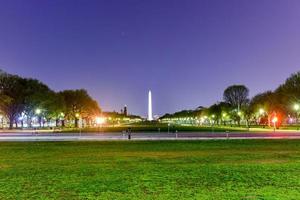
xmin=272 ymin=116 xmax=278 ymax=132
xmin=259 ymin=108 xmax=264 ymax=115
xmin=294 ymin=104 xmax=299 ymax=124
xmin=35 ymin=108 xmax=41 ymax=115
xmin=35 ymin=108 xmax=42 ymax=127
xmin=96 ymin=117 xmax=106 ymax=133
xmin=294 ymin=104 xmax=300 ymax=111
xmin=222 ymin=113 xmax=227 ymax=126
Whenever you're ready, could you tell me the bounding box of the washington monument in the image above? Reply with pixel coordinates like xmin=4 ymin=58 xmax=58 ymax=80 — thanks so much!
xmin=148 ymin=90 xmax=153 ymax=121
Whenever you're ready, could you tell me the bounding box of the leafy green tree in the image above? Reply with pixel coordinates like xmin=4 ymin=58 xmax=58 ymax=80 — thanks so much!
xmin=22 ymin=78 xmax=54 ymax=127
xmin=249 ymin=91 xmax=284 ymax=127
xmin=60 ymin=89 xmax=101 ymax=128
xmin=275 ymin=71 xmax=300 ymax=115
xmin=0 ymin=71 xmax=25 ymax=129
xmin=43 ymin=92 xmax=66 ymax=127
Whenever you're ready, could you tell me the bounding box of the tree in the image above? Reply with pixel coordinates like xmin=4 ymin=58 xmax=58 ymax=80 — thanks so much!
xmin=275 ymin=71 xmax=300 ymax=114
xmin=0 ymin=71 xmax=25 ymax=129
xmin=22 ymin=78 xmax=54 ymax=127
xmin=249 ymin=91 xmax=284 ymax=127
xmin=223 ymin=85 xmax=249 ymax=112
xmin=43 ymin=92 xmax=66 ymax=127
xmin=207 ymin=102 xmax=231 ymax=125
xmin=60 ymin=89 xmax=101 ymax=128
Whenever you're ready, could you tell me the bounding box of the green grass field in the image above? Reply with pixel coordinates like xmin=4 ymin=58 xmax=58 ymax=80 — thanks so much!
xmin=0 ymin=140 xmax=300 ymax=199
xmin=60 ymin=124 xmax=249 ymax=133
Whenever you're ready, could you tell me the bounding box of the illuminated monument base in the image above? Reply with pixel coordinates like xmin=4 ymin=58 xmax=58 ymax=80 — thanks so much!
xmin=148 ymin=90 xmax=153 ymax=121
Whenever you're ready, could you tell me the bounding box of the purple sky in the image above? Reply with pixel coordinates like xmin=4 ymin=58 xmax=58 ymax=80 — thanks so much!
xmin=1 ymin=0 xmax=300 ymax=117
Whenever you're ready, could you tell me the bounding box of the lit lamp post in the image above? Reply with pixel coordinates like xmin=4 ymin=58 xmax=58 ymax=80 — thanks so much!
xmin=211 ymin=115 xmax=215 ymax=132
xmin=75 ymin=113 xmax=81 ymax=136
xmin=258 ymin=108 xmax=264 ymax=127
xmin=222 ymin=113 xmax=227 ymax=126
xmin=259 ymin=108 xmax=264 ymax=115
xmin=35 ymin=108 xmax=42 ymax=128
xmin=272 ymin=116 xmax=278 ymax=132
xmin=294 ymin=104 xmax=299 ymax=124
xmin=0 ymin=115 xmax=3 ymax=129
xmin=96 ymin=117 xmax=106 ymax=133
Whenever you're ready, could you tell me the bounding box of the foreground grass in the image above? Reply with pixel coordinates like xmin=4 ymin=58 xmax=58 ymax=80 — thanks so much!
xmin=0 ymin=140 xmax=300 ymax=199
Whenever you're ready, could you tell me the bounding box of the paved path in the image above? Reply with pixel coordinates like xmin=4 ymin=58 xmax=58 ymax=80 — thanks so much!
xmin=1 ymin=131 xmax=300 ymax=141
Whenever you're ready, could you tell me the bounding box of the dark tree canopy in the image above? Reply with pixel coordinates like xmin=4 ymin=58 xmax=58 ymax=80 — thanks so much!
xmin=59 ymin=89 xmax=101 ymax=127
xmin=0 ymin=70 xmax=101 ymax=129
xmin=223 ymin=85 xmax=249 ymax=111
xmin=0 ymin=72 xmax=26 ymax=128
xmin=276 ymin=72 xmax=300 ymax=100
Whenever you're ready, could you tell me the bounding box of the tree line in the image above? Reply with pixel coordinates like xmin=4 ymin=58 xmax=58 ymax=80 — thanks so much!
xmin=162 ymin=71 xmax=300 ymax=127
xmin=0 ymin=70 xmax=101 ymax=129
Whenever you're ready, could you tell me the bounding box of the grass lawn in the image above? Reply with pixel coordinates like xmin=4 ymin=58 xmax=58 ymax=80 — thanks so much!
xmin=60 ymin=125 xmax=249 ymax=133
xmin=0 ymin=140 xmax=300 ymax=199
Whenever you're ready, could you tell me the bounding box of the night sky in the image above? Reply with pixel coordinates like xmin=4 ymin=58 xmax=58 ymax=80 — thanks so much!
xmin=1 ymin=0 xmax=300 ymax=117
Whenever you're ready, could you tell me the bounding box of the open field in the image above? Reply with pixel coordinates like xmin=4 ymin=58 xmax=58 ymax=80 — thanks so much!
xmin=3 ymin=122 xmax=300 ymax=134
xmin=59 ymin=124 xmax=249 ymax=133
xmin=57 ymin=123 xmax=300 ymax=133
xmin=0 ymin=140 xmax=300 ymax=199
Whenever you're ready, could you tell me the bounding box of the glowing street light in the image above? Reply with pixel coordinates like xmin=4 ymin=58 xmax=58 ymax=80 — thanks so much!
xmin=272 ymin=117 xmax=278 ymax=124
xmin=294 ymin=104 xmax=300 ymax=124
xmin=75 ymin=113 xmax=80 ymax=118
xmin=96 ymin=116 xmax=106 ymax=133
xmin=272 ymin=116 xmax=278 ymax=132
xmin=294 ymin=104 xmax=300 ymax=111
xmin=96 ymin=117 xmax=106 ymax=125
xmin=259 ymin=108 xmax=264 ymax=115
xmin=35 ymin=108 xmax=41 ymax=115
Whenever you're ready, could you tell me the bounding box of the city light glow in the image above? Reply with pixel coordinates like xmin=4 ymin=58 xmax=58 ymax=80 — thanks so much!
xmin=35 ymin=109 xmax=41 ymax=115
xmin=259 ymin=108 xmax=264 ymax=115
xmin=272 ymin=117 xmax=278 ymax=124
xmin=96 ymin=117 xmax=106 ymax=125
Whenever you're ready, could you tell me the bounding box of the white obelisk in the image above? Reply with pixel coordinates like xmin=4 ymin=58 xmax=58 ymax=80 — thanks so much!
xmin=148 ymin=90 xmax=153 ymax=121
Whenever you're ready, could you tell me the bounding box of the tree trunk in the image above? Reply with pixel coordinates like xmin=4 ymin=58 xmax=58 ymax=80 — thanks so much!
xmin=75 ymin=118 xmax=78 ymax=128
xmin=9 ymin=116 xmax=14 ymax=129
xmin=38 ymin=116 xmax=42 ymax=128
